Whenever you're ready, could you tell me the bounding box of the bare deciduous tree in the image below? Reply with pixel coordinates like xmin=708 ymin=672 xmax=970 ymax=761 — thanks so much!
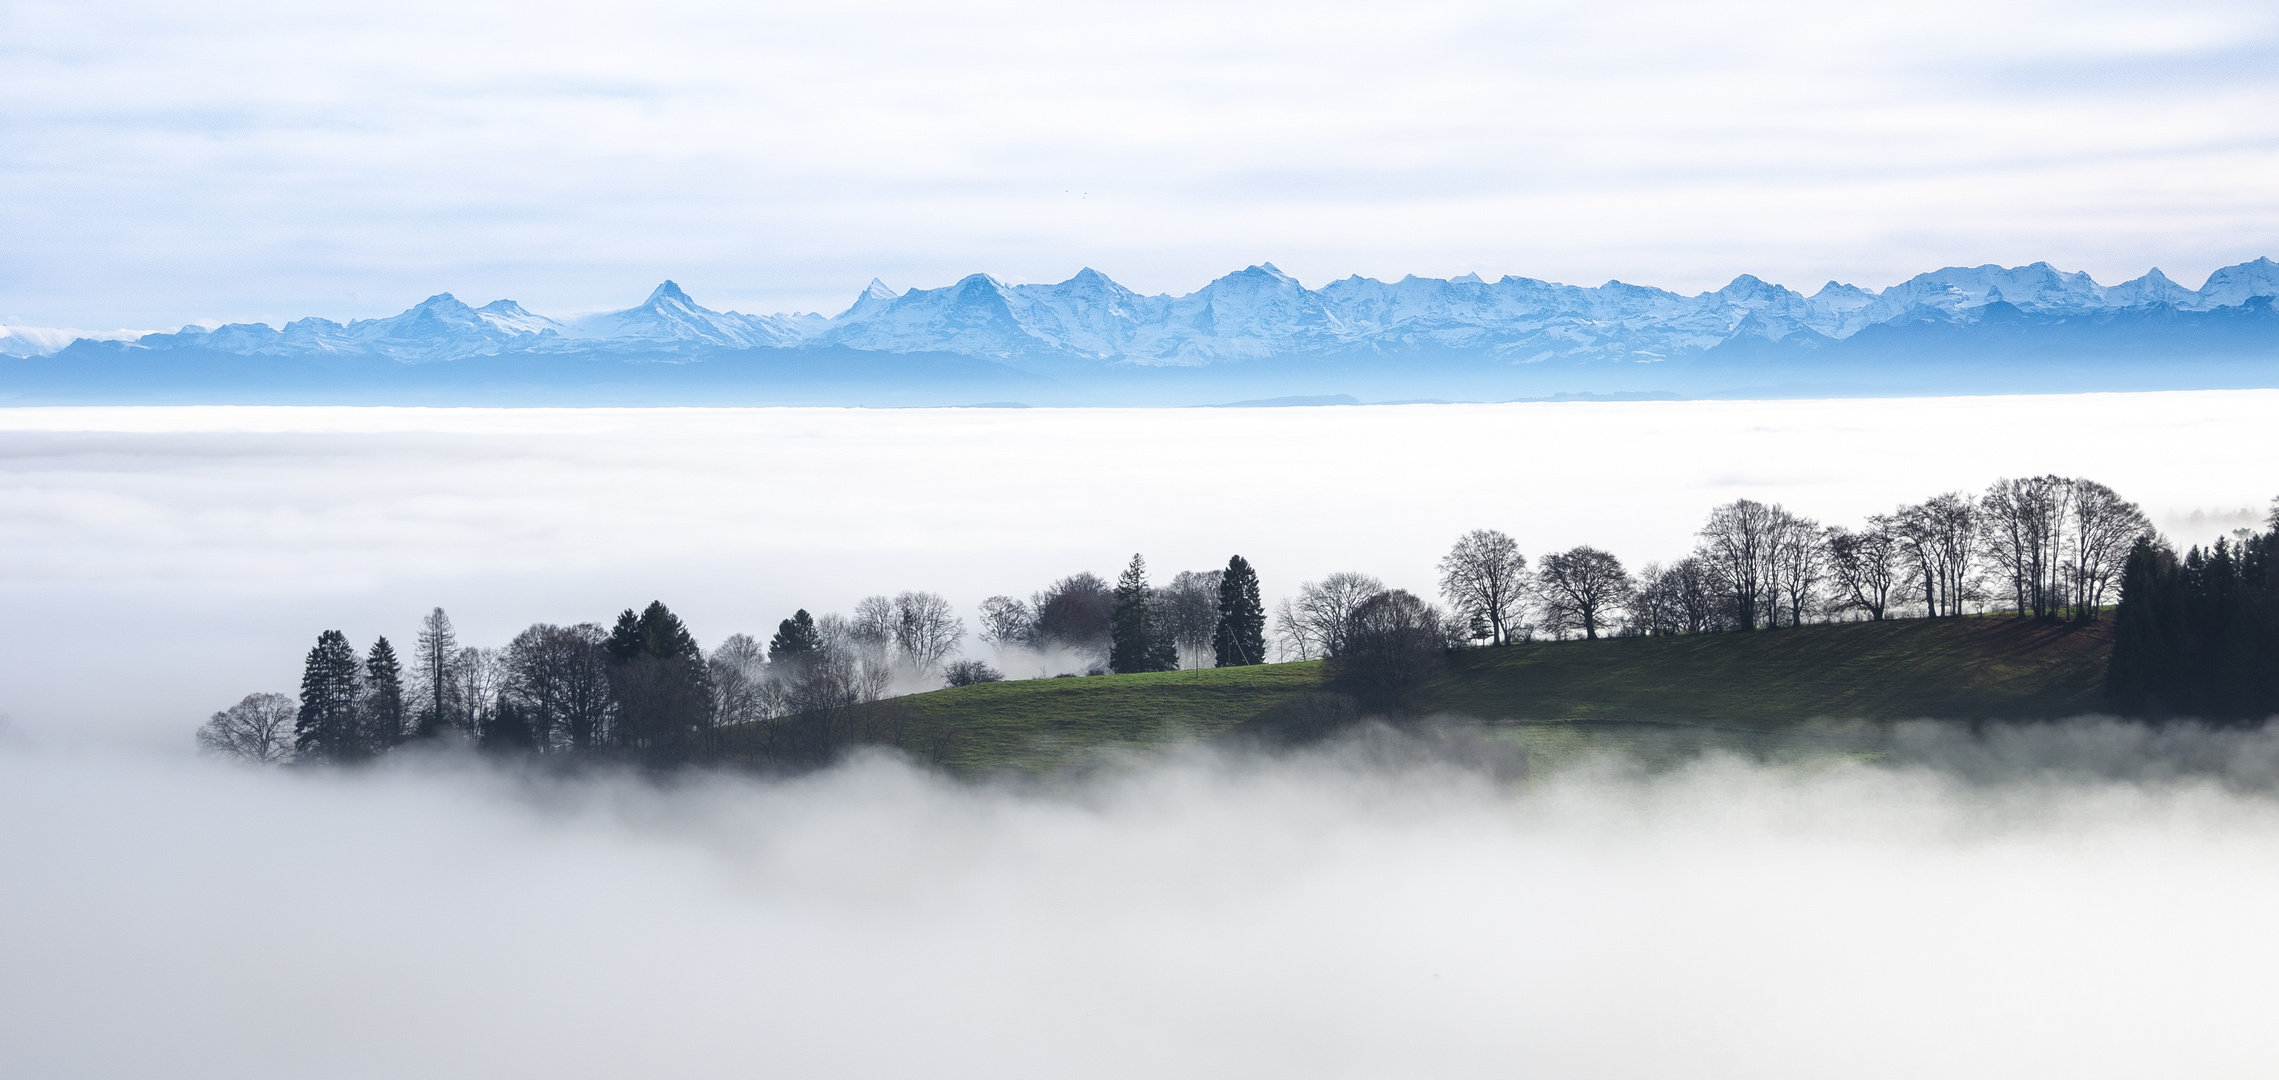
xmin=1827 ymin=519 xmax=1902 ymax=621
xmin=851 ymin=595 xmax=896 ymax=651
xmin=1895 ymin=493 xmax=1981 ymax=617
xmin=761 ymin=635 xmax=894 ymax=717
xmin=1162 ymin=570 xmax=1224 ymax=668
xmin=1770 ymin=512 xmax=1829 ymax=627
xmin=1628 ymin=562 xmax=1682 ymax=636
xmin=892 ymin=590 xmax=965 ymax=672
xmin=451 ymin=646 xmax=505 ymax=739
xmin=1275 ymin=571 xmax=1387 ymax=659
xmin=1437 ymin=530 xmax=1527 ymax=644
xmin=1980 ymin=475 xmax=2070 ymax=618
xmin=1031 ymin=572 xmax=1114 ymax=652
xmin=505 ymin=622 xmax=613 ymax=750
xmin=195 ymin=692 xmax=297 ymax=763
xmin=1332 ymin=590 xmax=1451 ymax=712
xmin=1699 ymin=499 xmax=1782 ymax=630
xmin=1535 ymin=546 xmax=1633 ymax=639
xmin=707 ymin=633 xmax=771 ymax=729
xmin=2067 ymin=479 xmax=2151 ymax=620
xmin=976 ymin=595 xmax=1035 ymax=648
xmin=411 ymin=606 xmax=462 ymax=735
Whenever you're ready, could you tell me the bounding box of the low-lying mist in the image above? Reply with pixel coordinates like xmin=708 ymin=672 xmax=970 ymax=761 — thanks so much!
xmin=9 ymin=718 xmax=2279 ymax=1078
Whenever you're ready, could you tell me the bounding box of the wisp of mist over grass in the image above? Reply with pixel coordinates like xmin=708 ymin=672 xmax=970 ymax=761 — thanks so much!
xmin=6 ymin=717 xmax=2279 ymax=1078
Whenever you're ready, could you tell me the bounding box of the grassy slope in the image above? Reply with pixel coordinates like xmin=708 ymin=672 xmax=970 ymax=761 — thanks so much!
xmin=875 ymin=616 xmax=2114 ymax=772
xmin=1429 ymin=616 xmax=2111 ymax=727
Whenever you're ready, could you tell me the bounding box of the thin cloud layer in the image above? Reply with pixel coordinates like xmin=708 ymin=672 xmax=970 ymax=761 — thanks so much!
xmin=6 ymin=720 xmax=2279 ymax=1077
xmin=2 ymin=1 xmax=2276 ymax=325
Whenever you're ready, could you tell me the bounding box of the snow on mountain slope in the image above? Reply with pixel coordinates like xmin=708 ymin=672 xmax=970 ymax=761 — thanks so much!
xmin=822 ymin=274 xmax=1051 ymax=358
xmin=1127 ymin=264 xmax=1347 ymax=364
xmin=29 ymin=258 xmax=2278 ymax=369
xmin=2197 ymin=258 xmax=2279 ymax=308
xmin=0 ymin=325 xmax=153 ymax=358
xmin=570 ymin=281 xmax=803 ymax=350
xmin=2102 ymin=268 xmax=2198 ymax=308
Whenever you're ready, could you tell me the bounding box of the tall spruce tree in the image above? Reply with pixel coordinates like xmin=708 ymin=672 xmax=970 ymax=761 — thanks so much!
xmin=607 ymin=607 xmax=644 ymax=662
xmin=606 ymin=601 xmax=710 ymax=752
xmin=1213 ymin=554 xmax=1267 ymax=667
xmin=1110 ymin=554 xmax=1178 ymax=674
xmin=636 ymin=601 xmax=700 ymax=659
xmin=293 ymin=630 xmax=363 ymax=763
xmin=769 ymin=609 xmax=822 ymax=663
xmin=2107 ymin=529 xmax=2279 ymax=720
xmin=2105 ymin=537 xmax=2177 ymax=714
xmin=362 ymin=636 xmax=406 ymax=753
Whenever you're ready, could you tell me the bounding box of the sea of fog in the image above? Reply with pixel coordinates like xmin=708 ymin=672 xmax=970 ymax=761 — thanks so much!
xmin=6 ymin=391 xmax=2279 ymax=1077
xmin=0 ymin=391 xmax=2271 ymax=746
xmin=9 ymin=721 xmax=2279 ymax=1077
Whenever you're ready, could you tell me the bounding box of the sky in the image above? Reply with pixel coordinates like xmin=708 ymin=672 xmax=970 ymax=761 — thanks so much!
xmin=5 ymin=0 xmax=2279 ymax=328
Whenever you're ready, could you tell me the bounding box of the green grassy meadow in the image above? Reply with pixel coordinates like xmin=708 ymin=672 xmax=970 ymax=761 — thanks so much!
xmin=861 ymin=616 xmax=2116 ymax=772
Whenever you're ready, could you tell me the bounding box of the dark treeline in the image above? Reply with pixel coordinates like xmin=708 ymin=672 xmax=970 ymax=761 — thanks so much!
xmin=2109 ymin=527 xmax=2279 ymax=721
xmin=198 ymin=555 xmax=1274 ymax=769
xmin=194 ymin=476 xmax=2279 ymax=767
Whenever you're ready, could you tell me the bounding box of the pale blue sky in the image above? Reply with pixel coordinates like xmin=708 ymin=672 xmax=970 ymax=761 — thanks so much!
xmin=3 ymin=0 xmax=2276 ymax=327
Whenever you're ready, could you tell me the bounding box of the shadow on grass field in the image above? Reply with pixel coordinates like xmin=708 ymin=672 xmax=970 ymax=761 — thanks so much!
xmin=1432 ymin=616 xmax=2111 ymax=728
xmin=861 ymin=617 xmax=2114 ymax=773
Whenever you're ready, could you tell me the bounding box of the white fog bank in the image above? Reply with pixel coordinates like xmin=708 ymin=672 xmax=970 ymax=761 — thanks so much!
xmin=0 ymin=392 xmax=2271 ymax=745
xmin=7 ymin=720 xmax=2279 ymax=1078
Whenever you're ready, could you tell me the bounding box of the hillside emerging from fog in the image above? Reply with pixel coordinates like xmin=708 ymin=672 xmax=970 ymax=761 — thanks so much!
xmin=744 ymin=617 xmax=2114 ymax=773
xmin=10 ymin=259 xmax=2279 ymax=405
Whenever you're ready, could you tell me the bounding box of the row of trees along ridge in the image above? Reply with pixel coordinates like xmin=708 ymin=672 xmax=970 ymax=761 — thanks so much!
xmin=197 ymin=478 xmax=2279 ymax=767
xmin=199 ymin=555 xmax=1273 ymax=766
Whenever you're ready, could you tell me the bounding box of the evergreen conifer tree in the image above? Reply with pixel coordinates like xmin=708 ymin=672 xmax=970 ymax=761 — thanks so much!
xmin=606 ymin=607 xmax=645 ymax=663
xmin=362 ymin=636 xmax=406 ymax=754
xmin=2105 ymin=537 xmax=2176 ymax=714
xmin=481 ymin=698 xmax=536 ymax=753
xmin=769 ymin=609 xmax=822 ymax=663
xmin=293 ymin=630 xmax=363 ymax=763
xmin=1213 ymin=554 xmax=1267 ymax=667
xmin=635 ymin=600 xmax=700 ymax=659
xmin=1110 ymin=554 xmax=1178 ymax=674
xmin=2108 ymin=529 xmax=2279 ymax=721
xmin=606 ymin=601 xmax=710 ymax=753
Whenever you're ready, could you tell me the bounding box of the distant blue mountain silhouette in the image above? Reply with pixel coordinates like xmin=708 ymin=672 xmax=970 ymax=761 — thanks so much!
xmin=10 ymin=259 xmax=2277 ymax=404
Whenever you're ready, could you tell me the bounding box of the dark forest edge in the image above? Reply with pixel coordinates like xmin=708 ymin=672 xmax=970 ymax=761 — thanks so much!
xmin=195 ymin=478 xmax=2279 ymax=773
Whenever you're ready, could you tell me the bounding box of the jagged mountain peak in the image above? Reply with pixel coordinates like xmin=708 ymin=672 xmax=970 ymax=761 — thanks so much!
xmin=35 ymin=256 xmax=2279 ymax=367
xmin=1228 ymin=263 xmax=1298 ymax=285
xmin=2198 ymin=257 xmax=2279 ymax=306
xmin=641 ymin=280 xmax=696 ymax=307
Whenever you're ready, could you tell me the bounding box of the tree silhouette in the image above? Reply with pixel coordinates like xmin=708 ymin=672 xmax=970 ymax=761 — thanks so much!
xmin=1213 ymin=555 xmax=1266 ymax=667
xmin=293 ymin=630 xmax=362 ymax=763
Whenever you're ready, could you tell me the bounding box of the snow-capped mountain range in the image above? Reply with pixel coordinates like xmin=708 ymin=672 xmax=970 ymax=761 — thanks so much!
xmin=17 ymin=258 xmax=2279 ymax=368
